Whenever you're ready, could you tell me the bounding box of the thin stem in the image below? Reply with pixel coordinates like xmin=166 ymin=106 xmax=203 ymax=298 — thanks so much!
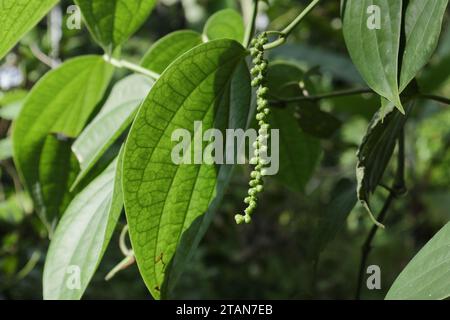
xmin=418 ymin=94 xmax=450 ymax=106
xmin=264 ymin=0 xmax=321 ymax=50
xmin=355 ymin=192 xmax=395 ymax=300
xmin=104 ymin=55 xmax=160 ymax=80
xmin=119 ymin=225 xmax=133 ymax=256
xmin=243 ymin=0 xmax=260 ymax=48
xmin=270 ymin=88 xmax=374 ymax=107
xmin=281 ymin=0 xmax=321 ymax=37
xmin=104 ymin=255 xmax=135 ymax=281
xmin=355 ymin=129 xmax=406 ymax=300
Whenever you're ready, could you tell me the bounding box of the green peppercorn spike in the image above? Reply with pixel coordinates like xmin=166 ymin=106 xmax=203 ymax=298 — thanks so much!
xmin=236 ymin=33 xmax=271 ymax=225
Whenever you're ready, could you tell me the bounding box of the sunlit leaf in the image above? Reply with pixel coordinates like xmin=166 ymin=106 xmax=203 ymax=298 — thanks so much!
xmin=0 ymin=0 xmax=58 ymax=60
xmin=141 ymin=30 xmax=203 ymax=74
xmin=123 ymin=39 xmax=249 ymax=299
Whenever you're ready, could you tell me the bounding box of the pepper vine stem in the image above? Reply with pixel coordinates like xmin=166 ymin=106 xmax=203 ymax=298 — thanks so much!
xmin=105 ymin=225 xmax=135 ymax=281
xmin=270 ymin=88 xmax=450 ymax=108
xmin=263 ymin=0 xmax=321 ymax=50
xmin=269 ymin=88 xmax=374 ymax=106
xmin=103 ymin=55 xmax=160 ymax=80
xmin=418 ymin=94 xmax=450 ymax=106
xmin=355 ymin=129 xmax=407 ymax=300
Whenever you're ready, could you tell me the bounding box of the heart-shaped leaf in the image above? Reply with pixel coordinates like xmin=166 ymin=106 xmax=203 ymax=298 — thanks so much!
xmin=123 ymin=39 xmax=249 ymax=299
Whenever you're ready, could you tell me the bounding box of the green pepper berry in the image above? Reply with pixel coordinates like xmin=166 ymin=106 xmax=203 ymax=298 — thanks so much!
xmin=250 ymin=171 xmax=260 ymax=179
xmin=256 ymin=113 xmax=265 ymax=121
xmin=258 ymin=87 xmax=269 ymax=97
xmin=250 ymin=47 xmax=260 ymax=57
xmin=235 ymin=214 xmax=245 ymax=224
xmin=244 ymin=215 xmax=252 ymax=224
xmin=259 ymin=62 xmax=268 ymax=71
xmin=248 ymin=188 xmax=257 ymax=196
xmin=251 ymin=67 xmax=260 ymax=76
xmin=252 ymin=55 xmax=263 ymax=65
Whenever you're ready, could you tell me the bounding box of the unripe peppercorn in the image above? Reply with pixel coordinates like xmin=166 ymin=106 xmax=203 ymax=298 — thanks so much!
xmin=235 ymin=214 xmax=245 ymax=224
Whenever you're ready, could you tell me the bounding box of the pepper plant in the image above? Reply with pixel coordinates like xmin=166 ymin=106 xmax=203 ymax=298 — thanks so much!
xmin=0 ymin=0 xmax=449 ymax=300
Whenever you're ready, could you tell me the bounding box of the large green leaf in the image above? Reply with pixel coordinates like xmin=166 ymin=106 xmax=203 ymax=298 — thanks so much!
xmin=203 ymin=9 xmax=245 ymax=43
xmin=386 ymin=222 xmax=450 ymax=300
xmin=342 ymin=0 xmax=404 ymax=112
xmin=13 ymin=56 xmax=113 ymax=227
xmin=72 ymin=74 xmax=153 ymax=189
xmin=123 ymin=39 xmax=249 ymax=299
xmin=399 ymin=0 xmax=449 ymax=91
xmin=43 ymin=150 xmax=124 ymax=300
xmin=269 ymin=107 xmax=321 ymax=192
xmin=74 ymin=0 xmax=157 ymax=52
xmin=0 ymin=0 xmax=58 ymax=60
xmin=141 ymin=30 xmax=203 ymax=74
